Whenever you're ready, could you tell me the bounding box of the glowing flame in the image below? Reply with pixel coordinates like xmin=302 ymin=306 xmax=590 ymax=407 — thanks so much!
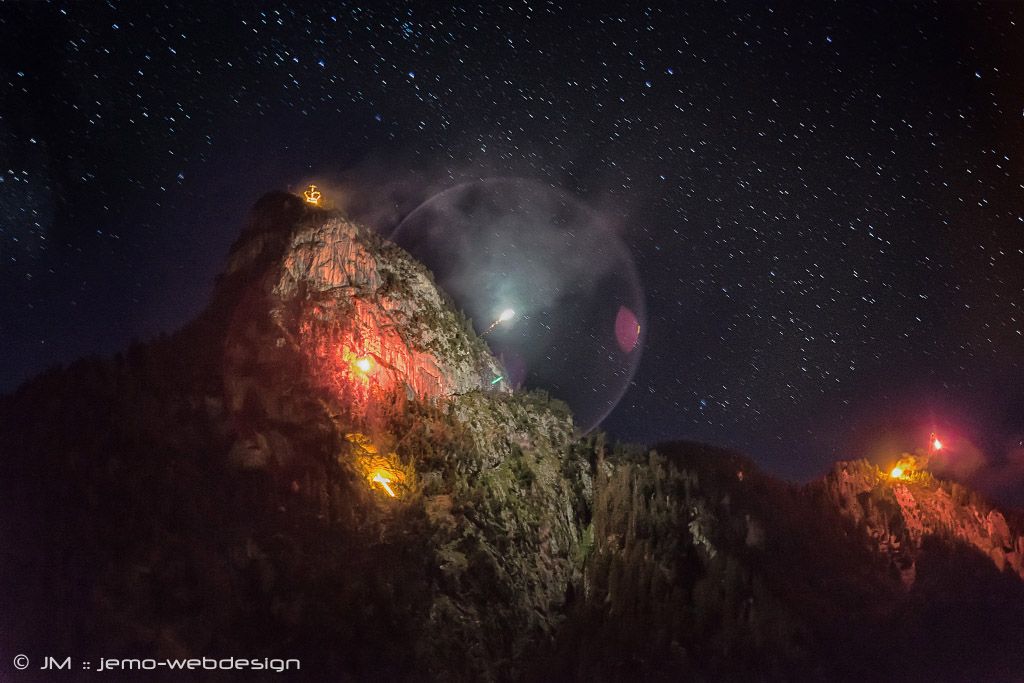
xmin=347 ymin=433 xmax=405 ymax=499
xmin=372 ymin=472 xmax=396 ymax=497
xmin=304 ymin=184 xmax=322 ymax=205
xmin=890 ymin=466 xmax=904 ymax=479
xmin=353 ymin=356 xmax=374 ymax=374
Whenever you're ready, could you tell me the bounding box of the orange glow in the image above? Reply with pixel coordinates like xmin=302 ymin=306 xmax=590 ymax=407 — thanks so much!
xmin=372 ymin=472 xmax=396 ymax=497
xmin=890 ymin=466 xmax=905 ymax=479
xmin=346 ymin=433 xmax=406 ymax=499
xmin=306 ymin=298 xmax=452 ymax=414
xmin=303 ymin=184 xmax=322 ymax=205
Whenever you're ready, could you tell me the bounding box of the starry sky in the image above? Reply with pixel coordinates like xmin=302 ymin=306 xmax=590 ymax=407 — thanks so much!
xmin=2 ymin=1 xmax=1023 ymax=497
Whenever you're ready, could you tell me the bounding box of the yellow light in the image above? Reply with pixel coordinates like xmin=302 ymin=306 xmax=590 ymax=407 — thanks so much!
xmin=932 ymin=438 xmax=943 ymax=451
xmin=303 ymin=184 xmax=322 ymax=205
xmin=372 ymin=472 xmax=396 ymax=497
xmin=890 ymin=466 xmax=904 ymax=479
xmin=353 ymin=357 xmax=373 ymax=374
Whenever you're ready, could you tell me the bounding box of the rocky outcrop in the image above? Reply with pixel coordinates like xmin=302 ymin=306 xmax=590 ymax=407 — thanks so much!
xmin=543 ymin=444 xmax=1024 ymax=681
xmin=0 ymin=192 xmax=587 ymax=681
xmin=221 ymin=194 xmax=506 ymax=428
xmin=825 ymin=459 xmax=1024 ymax=585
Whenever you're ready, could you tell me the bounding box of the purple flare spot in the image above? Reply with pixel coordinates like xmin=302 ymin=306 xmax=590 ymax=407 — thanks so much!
xmin=615 ymin=306 xmax=640 ymax=353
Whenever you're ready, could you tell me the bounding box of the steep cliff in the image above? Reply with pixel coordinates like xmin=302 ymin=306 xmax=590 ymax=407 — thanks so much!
xmin=0 ymin=192 xmax=589 ymax=681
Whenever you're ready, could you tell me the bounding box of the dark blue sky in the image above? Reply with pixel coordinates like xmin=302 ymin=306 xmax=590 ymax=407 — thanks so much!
xmin=1 ymin=1 xmax=1022 ymax=497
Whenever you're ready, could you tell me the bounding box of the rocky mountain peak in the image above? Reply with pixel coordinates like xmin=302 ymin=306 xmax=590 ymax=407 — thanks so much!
xmin=826 ymin=458 xmax=1024 ymax=586
xmin=219 ymin=192 xmax=507 ymax=427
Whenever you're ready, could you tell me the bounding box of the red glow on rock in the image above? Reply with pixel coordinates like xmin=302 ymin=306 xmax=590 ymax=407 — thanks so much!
xmin=614 ymin=306 xmax=641 ymax=353
xmin=301 ymin=298 xmax=451 ymax=418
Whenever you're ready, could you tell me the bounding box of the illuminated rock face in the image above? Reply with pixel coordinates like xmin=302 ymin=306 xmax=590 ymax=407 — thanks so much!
xmin=274 ymin=217 xmax=506 ymax=412
xmin=827 ymin=460 xmax=1024 ymax=583
xmin=222 ymin=201 xmax=507 ymax=426
xmin=210 ymin=194 xmax=586 ymax=678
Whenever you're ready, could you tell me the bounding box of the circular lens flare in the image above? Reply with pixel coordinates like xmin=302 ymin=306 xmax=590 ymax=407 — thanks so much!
xmin=391 ymin=178 xmax=645 ymax=433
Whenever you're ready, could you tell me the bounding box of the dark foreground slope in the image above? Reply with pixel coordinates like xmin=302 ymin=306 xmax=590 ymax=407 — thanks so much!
xmin=2 ymin=193 xmax=1023 ymax=682
xmin=0 ymin=193 xmax=592 ymax=681
xmin=543 ymin=442 xmax=1024 ymax=682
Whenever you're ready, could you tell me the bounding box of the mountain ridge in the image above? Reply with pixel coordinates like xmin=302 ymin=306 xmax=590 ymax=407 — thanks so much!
xmin=2 ymin=192 xmax=1022 ymax=681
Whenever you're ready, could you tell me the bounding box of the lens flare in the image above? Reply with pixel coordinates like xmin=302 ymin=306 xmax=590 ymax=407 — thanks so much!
xmin=390 ymin=178 xmax=646 ymax=434
xmin=614 ymin=305 xmax=641 ymax=353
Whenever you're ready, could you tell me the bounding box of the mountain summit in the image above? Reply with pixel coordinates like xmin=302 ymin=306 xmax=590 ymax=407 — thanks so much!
xmin=2 ymin=193 xmax=1022 ymax=681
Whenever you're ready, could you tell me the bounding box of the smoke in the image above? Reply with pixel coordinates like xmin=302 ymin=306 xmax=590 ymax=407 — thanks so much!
xmin=396 ymin=178 xmax=626 ymax=318
xmin=299 ymin=162 xmax=640 ymax=322
xmin=293 ymin=161 xmax=452 ymax=236
xmin=930 ymin=434 xmax=1024 ymax=506
xmin=929 ymin=436 xmax=987 ymax=480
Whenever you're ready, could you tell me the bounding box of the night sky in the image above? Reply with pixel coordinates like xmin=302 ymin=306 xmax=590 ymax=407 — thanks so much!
xmin=2 ymin=2 xmax=1023 ymax=497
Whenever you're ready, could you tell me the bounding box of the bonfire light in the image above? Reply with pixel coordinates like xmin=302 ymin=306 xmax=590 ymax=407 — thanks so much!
xmin=346 ymin=433 xmax=405 ymax=499
xmin=353 ymin=356 xmax=374 ymax=374
xmin=890 ymin=466 xmax=904 ymax=479
xmin=372 ymin=472 xmax=396 ymax=497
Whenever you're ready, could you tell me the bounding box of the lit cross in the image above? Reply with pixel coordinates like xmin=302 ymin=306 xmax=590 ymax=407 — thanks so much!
xmin=372 ymin=472 xmax=396 ymax=497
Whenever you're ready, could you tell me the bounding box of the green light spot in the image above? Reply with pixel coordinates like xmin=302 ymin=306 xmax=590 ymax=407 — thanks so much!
xmin=490 ymin=375 xmax=503 ymax=385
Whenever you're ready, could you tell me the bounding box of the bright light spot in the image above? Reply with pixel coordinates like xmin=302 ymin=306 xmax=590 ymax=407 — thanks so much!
xmin=890 ymin=466 xmax=904 ymax=479
xmin=932 ymin=438 xmax=943 ymax=451
xmin=490 ymin=375 xmax=503 ymax=385
xmin=483 ymin=309 xmax=517 ymax=336
xmin=303 ymin=184 xmax=322 ymax=205
xmin=354 ymin=357 xmax=373 ymax=373
xmin=372 ymin=472 xmax=396 ymax=497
